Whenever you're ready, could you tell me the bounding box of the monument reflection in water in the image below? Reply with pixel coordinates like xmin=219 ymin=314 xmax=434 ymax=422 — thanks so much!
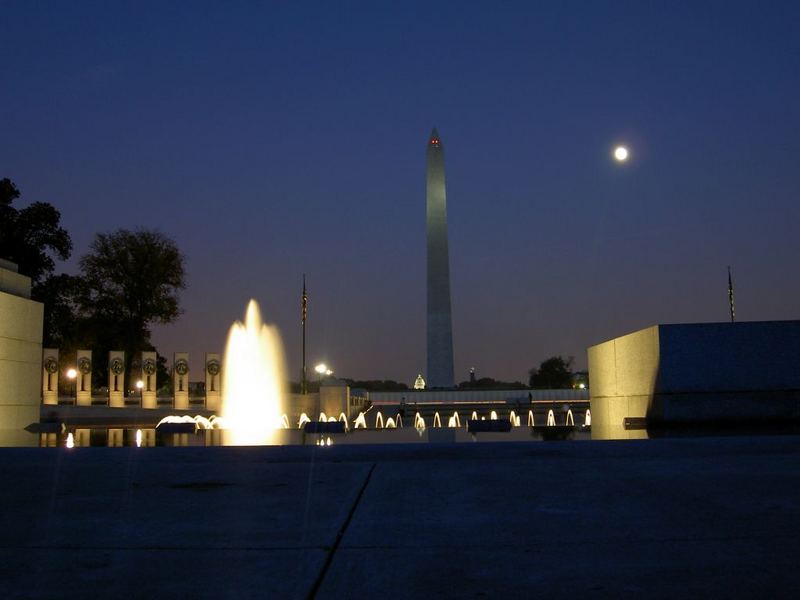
xmin=221 ymin=300 xmax=287 ymax=445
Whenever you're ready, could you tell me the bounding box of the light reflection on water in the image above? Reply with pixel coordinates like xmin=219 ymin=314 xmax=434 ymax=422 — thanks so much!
xmin=26 ymin=424 xmax=592 ymax=447
xmin=15 ymin=423 xmax=800 ymax=447
xmin=37 ymin=428 xmax=161 ymax=448
xmin=9 ymin=404 xmax=795 ymax=447
xmin=8 ymin=406 xmax=597 ymax=447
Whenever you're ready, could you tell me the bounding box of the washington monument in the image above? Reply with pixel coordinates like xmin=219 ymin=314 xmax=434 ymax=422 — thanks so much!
xmin=426 ymin=128 xmax=455 ymax=388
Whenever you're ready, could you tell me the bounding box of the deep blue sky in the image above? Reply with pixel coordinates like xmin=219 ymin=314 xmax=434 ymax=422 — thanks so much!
xmin=2 ymin=1 xmax=799 ymax=383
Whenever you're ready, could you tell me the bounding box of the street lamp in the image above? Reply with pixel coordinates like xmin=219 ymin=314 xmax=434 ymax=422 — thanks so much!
xmin=66 ymin=368 xmax=77 ymax=403
xmin=136 ymin=380 xmax=144 ymax=405
xmin=314 ymin=363 xmax=333 ymax=384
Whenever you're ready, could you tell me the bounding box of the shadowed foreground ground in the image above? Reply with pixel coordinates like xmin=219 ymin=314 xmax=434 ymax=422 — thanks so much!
xmin=1 ymin=436 xmax=799 ymax=599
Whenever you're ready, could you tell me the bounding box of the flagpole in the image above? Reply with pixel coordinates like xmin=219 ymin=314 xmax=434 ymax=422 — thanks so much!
xmin=728 ymin=266 xmax=735 ymax=323
xmin=302 ymin=274 xmax=307 ymax=394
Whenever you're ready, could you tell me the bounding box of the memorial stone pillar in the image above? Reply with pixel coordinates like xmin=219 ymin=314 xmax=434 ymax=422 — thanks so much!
xmin=76 ymin=350 xmax=92 ymax=406
xmin=108 ymin=351 xmax=125 ymax=408
xmin=141 ymin=351 xmax=157 ymax=409
xmin=173 ymin=352 xmax=189 ymax=409
xmin=42 ymin=349 xmax=59 ymax=405
xmin=205 ymin=352 xmax=221 ymax=412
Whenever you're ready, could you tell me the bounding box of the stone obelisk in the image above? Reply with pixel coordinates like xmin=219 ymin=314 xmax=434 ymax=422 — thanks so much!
xmin=426 ymin=128 xmax=454 ymax=388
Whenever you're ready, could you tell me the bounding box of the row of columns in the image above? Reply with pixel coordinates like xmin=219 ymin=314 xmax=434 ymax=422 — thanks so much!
xmin=41 ymin=349 xmax=222 ymax=411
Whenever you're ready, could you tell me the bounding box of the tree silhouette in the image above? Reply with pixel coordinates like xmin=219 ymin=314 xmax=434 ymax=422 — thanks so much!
xmin=528 ymin=356 xmax=574 ymax=389
xmin=0 ymin=178 xmax=75 ymax=347
xmin=78 ymin=229 xmax=186 ymax=389
xmin=0 ymin=178 xmax=72 ymax=288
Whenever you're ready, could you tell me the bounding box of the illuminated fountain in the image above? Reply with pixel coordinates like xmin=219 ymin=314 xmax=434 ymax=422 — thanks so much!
xmin=220 ymin=300 xmax=288 ymax=445
xmin=414 ymin=412 xmax=426 ymax=430
xmin=157 ymin=414 xmax=218 ymax=430
xmin=447 ymin=411 xmax=461 ymax=428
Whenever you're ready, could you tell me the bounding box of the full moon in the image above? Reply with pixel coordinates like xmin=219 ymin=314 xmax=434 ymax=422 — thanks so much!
xmin=614 ymin=146 xmax=629 ymax=162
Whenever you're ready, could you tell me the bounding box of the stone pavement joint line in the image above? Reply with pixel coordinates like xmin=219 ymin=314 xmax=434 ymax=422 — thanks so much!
xmin=306 ymin=462 xmax=376 ymax=599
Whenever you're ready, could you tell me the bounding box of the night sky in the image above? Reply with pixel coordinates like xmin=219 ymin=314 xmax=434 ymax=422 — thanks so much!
xmin=2 ymin=1 xmax=799 ymax=384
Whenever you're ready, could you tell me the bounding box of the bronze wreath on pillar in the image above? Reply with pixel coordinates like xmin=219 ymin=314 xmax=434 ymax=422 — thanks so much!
xmin=78 ymin=357 xmax=92 ymax=375
xmin=44 ymin=357 xmax=58 ymax=374
xmin=143 ymin=358 xmax=157 ymax=375
xmin=110 ymin=358 xmax=124 ymax=375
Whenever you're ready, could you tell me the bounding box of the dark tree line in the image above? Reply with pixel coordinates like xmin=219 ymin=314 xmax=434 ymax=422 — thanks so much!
xmin=343 ymin=379 xmax=409 ymax=391
xmin=288 ymin=379 xmax=410 ymax=394
xmin=454 ymin=357 xmax=577 ymax=391
xmin=528 ymin=356 xmax=574 ymax=389
xmin=1 ymin=178 xmax=185 ymax=392
xmin=458 ymin=377 xmax=527 ymax=390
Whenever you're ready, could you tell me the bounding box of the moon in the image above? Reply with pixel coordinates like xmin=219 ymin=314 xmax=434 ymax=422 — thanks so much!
xmin=614 ymin=145 xmax=629 ymax=162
